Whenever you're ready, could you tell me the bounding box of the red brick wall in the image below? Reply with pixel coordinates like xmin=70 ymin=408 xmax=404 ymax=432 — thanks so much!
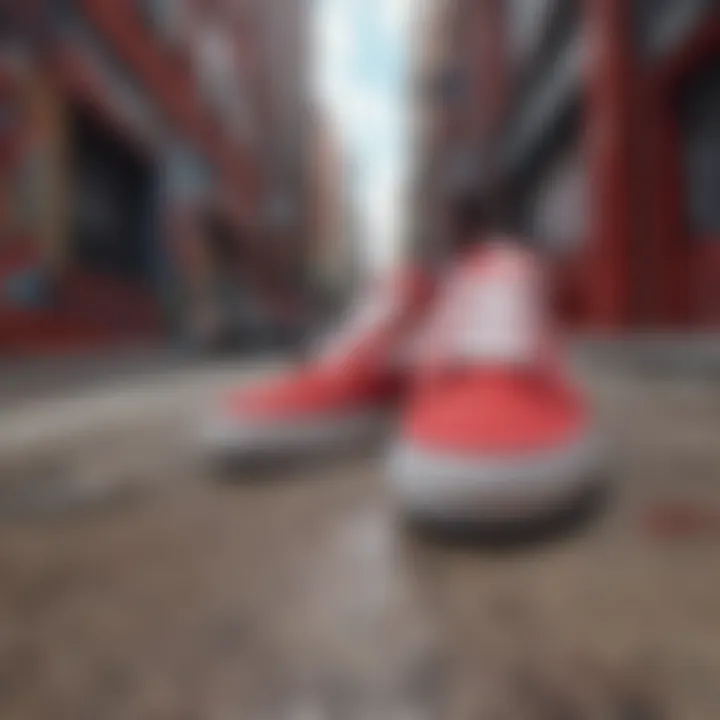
xmin=78 ymin=0 xmax=260 ymax=209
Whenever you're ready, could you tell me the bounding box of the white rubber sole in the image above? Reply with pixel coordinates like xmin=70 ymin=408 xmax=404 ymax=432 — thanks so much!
xmin=388 ymin=430 xmax=603 ymax=523
xmin=200 ymin=406 xmax=391 ymax=462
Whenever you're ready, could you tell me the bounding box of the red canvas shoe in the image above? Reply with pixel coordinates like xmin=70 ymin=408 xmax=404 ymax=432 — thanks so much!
xmin=389 ymin=239 xmax=602 ymax=523
xmin=201 ymin=266 xmax=434 ymax=461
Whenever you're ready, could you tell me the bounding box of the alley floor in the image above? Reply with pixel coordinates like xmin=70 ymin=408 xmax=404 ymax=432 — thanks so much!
xmin=0 ymin=356 xmax=719 ymax=718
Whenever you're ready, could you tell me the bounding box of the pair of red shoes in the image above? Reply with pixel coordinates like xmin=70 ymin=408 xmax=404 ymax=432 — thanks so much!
xmin=201 ymin=239 xmax=601 ymax=524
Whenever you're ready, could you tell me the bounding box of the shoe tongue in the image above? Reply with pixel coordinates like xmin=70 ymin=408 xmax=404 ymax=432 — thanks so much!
xmin=425 ymin=249 xmax=546 ymax=366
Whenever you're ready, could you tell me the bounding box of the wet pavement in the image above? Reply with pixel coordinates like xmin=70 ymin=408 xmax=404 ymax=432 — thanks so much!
xmin=0 ymin=361 xmax=719 ymax=718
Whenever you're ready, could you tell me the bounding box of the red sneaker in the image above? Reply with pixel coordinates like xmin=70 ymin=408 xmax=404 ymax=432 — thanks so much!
xmin=201 ymin=266 xmax=434 ymax=461
xmin=389 ymin=240 xmax=602 ymax=523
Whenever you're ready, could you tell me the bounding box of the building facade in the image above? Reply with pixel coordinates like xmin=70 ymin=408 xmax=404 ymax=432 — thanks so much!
xmin=309 ymin=115 xmax=358 ymax=306
xmin=407 ymin=0 xmax=509 ymax=262
xmin=250 ymin=0 xmax=312 ymax=311
xmin=413 ymin=0 xmax=720 ymax=330
xmin=0 ymin=0 xmax=310 ymax=353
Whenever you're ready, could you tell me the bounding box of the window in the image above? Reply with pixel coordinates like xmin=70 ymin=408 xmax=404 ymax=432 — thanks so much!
xmin=62 ymin=12 xmax=161 ymax=140
xmin=528 ymin=144 xmax=587 ymax=253
xmin=163 ymin=141 xmax=214 ymax=203
xmin=139 ymin=0 xmax=190 ymax=47
xmin=194 ymin=23 xmax=254 ymax=144
xmin=3 ymin=267 xmax=52 ymax=309
xmin=71 ymin=108 xmax=155 ymax=282
xmin=195 ymin=24 xmax=234 ymax=107
xmin=633 ymin=0 xmax=713 ymax=59
xmin=504 ymin=31 xmax=583 ymax=177
xmin=509 ymin=0 xmax=554 ymax=66
xmin=679 ymin=57 xmax=720 ymax=237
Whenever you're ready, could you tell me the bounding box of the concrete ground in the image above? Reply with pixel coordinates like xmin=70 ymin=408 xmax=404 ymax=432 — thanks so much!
xmin=0 ymin=352 xmax=719 ymax=719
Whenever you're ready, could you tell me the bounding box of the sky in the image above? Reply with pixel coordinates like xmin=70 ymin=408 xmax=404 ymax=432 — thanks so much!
xmin=314 ymin=0 xmax=413 ymax=271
